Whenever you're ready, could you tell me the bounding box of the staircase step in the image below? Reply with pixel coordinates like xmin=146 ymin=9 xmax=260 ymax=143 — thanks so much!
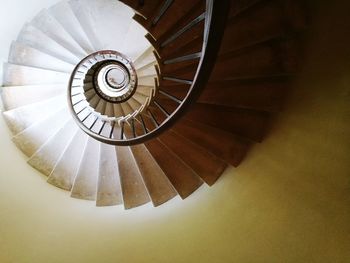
xmin=184 ymin=103 xmax=269 ymax=142
xmin=28 ymin=118 xmax=77 ymax=176
xmin=158 ymin=83 xmax=189 ymax=100
xmin=130 ymin=144 xmax=177 ymax=206
xmin=96 ymin=143 xmax=123 ymax=206
xmin=220 ymin=0 xmax=289 ymax=55
xmin=211 ymin=39 xmax=299 ymax=81
xmin=9 ymin=41 xmax=74 ymax=73
xmin=136 ymin=85 xmax=154 ymax=97
xmin=162 ymin=34 xmax=203 ymax=61
xmin=161 ymin=59 xmax=199 ymax=80
xmin=138 ymin=76 xmax=157 ymax=86
xmin=12 ymin=108 xmax=71 ymax=157
xmin=47 ymin=129 xmax=88 ymax=190
xmin=173 ymin=119 xmax=250 ymax=167
xmin=157 ymin=7 xmax=204 ymax=48
xmin=132 ymin=92 xmax=148 ymax=106
xmin=3 ymin=63 xmax=70 ymax=86
xmin=120 ymin=101 xmax=134 ymax=116
xmin=71 ymin=137 xmax=100 ymax=200
xmin=31 ymin=9 xmax=87 ymax=58
xmin=136 ymin=64 xmax=157 ymax=78
xmin=49 ymin=1 xmax=95 ymax=54
xmin=122 ymin=0 xmax=162 ymax=20
xmin=88 ymin=94 xmax=100 ymax=108
xmin=104 ymin=102 xmax=114 ymax=117
xmin=2 ymin=95 xmax=66 ymax=135
xmin=153 ymin=0 xmax=205 ymax=43
xmin=17 ymin=23 xmax=80 ymax=65
xmin=127 ymin=97 xmax=142 ymax=111
xmin=115 ymin=145 xmax=150 ymax=209
xmin=144 ymin=138 xmax=203 ymax=199
xmin=229 ymin=0 xmax=262 ymax=18
xmin=159 ymin=130 xmax=227 ymax=186
xmin=134 ymin=46 xmax=156 ymax=70
xmin=1 ymin=84 xmax=65 ymax=111
xmin=113 ymin=104 xmax=124 ymax=118
xmin=199 ymin=77 xmax=289 ymax=112
xmin=120 ymin=19 xmax=151 ymax=60
xmin=69 ymin=0 xmax=133 ymax=52
xmin=95 ymin=99 xmax=107 ymax=114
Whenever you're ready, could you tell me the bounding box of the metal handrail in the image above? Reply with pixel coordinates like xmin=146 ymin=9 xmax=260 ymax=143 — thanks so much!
xmin=67 ymin=0 xmax=230 ymax=146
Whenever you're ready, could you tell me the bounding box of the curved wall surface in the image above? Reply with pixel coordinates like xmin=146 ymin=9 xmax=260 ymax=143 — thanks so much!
xmin=0 ymin=1 xmax=349 ymax=262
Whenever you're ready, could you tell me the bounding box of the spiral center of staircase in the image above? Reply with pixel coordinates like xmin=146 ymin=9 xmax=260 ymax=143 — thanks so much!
xmin=70 ymin=50 xmax=138 ymax=108
xmin=96 ymin=61 xmax=131 ymax=99
xmin=106 ymin=67 xmax=127 ymax=88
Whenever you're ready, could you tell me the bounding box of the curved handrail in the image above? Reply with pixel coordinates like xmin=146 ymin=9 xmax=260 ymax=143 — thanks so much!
xmin=67 ymin=0 xmax=230 ymax=146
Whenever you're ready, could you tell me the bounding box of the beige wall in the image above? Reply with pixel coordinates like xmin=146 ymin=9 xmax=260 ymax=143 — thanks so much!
xmin=0 ymin=1 xmax=349 ymax=262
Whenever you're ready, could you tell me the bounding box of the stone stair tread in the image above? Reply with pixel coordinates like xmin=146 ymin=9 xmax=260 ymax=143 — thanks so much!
xmin=3 ymin=63 xmax=70 ymax=86
xmin=28 ymin=118 xmax=78 ymax=176
xmin=1 ymin=84 xmax=65 ymax=111
xmin=115 ymin=144 xmax=150 ymax=209
xmin=31 ymin=8 xmax=87 ymax=58
xmin=9 ymin=41 xmax=74 ymax=73
xmin=17 ymin=23 xmax=80 ymax=64
xmin=71 ymin=137 xmax=100 ymax=200
xmin=130 ymin=143 xmax=177 ymax=206
xmin=49 ymin=1 xmax=95 ymax=54
xmin=47 ymin=129 xmax=88 ymax=190
xmin=2 ymin=95 xmax=66 ymax=135
xmin=96 ymin=143 xmax=123 ymax=206
xmin=12 ymin=108 xmax=71 ymax=157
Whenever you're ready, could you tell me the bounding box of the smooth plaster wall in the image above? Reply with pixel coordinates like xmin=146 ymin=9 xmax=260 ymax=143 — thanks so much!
xmin=0 ymin=1 xmax=349 ymax=263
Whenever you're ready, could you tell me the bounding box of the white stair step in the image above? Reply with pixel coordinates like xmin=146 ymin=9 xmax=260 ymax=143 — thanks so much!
xmin=1 ymin=84 xmax=65 ymax=111
xmin=136 ymin=60 xmax=157 ymax=73
xmin=132 ymin=92 xmax=148 ymax=106
xmin=69 ymin=0 xmax=133 ymax=51
xmin=134 ymin=46 xmax=157 ymax=69
xmin=120 ymin=19 xmax=151 ymax=61
xmin=2 ymin=95 xmax=66 ymax=135
xmin=95 ymin=99 xmax=107 ymax=114
xmin=138 ymin=76 xmax=157 ymax=87
xmin=17 ymin=23 xmax=80 ymax=65
xmin=104 ymin=102 xmax=114 ymax=117
xmin=136 ymin=63 xmax=157 ymax=78
xmin=130 ymin=144 xmax=177 ymax=206
xmin=47 ymin=129 xmax=88 ymax=190
xmin=84 ymin=88 xmax=96 ymax=100
xmin=128 ymin=97 xmax=142 ymax=111
xmin=113 ymin=104 xmax=124 ymax=117
xmin=3 ymin=63 xmax=70 ymax=86
xmin=115 ymin=145 xmax=150 ymax=209
xmin=49 ymin=1 xmax=95 ymax=54
xmin=120 ymin=102 xmax=134 ymax=116
xmin=88 ymin=94 xmax=100 ymax=108
xmin=136 ymin=85 xmax=154 ymax=97
xmin=96 ymin=143 xmax=123 ymax=206
xmin=28 ymin=118 xmax=77 ymax=176
xmin=31 ymin=9 xmax=87 ymax=59
xmin=71 ymin=137 xmax=100 ymax=200
xmin=9 ymin=41 xmax=74 ymax=73
xmin=12 ymin=108 xmax=71 ymax=157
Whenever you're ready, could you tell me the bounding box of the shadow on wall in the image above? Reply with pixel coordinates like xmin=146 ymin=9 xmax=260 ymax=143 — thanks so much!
xmin=232 ymin=0 xmax=350 ymax=261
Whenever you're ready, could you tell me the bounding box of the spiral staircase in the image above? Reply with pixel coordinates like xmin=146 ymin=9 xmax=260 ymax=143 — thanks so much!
xmin=0 ymin=0 xmax=307 ymax=209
